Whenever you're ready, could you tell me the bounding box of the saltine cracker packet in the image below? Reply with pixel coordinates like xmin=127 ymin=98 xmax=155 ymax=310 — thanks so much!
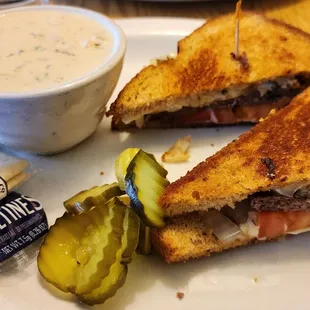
xmin=0 ymin=153 xmax=31 ymax=200
xmin=0 ymin=152 xmax=48 ymax=283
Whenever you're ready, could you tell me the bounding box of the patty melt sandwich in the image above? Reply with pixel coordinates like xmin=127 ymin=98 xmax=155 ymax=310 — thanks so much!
xmin=151 ymin=87 xmax=310 ymax=263
xmin=108 ymin=12 xmax=310 ymax=129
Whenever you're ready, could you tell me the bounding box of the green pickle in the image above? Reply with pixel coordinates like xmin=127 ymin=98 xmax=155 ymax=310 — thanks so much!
xmin=114 ymin=148 xmax=140 ymax=190
xmin=136 ymin=222 xmax=152 ymax=255
xmin=75 ymin=199 xmax=126 ymax=295
xmin=78 ymin=258 xmax=128 ymax=306
xmin=39 ymin=147 xmax=169 ymax=305
xmin=38 ymin=212 xmax=87 ymax=293
xmin=64 ymin=183 xmax=124 ymax=214
xmin=125 ymin=150 xmax=169 ymax=228
xmin=78 ymin=202 xmax=140 ymax=305
xmin=121 ymin=205 xmax=140 ymax=263
xmin=38 ymin=197 xmax=140 ymax=305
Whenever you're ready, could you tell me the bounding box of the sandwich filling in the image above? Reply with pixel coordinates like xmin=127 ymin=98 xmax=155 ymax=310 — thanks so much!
xmin=114 ymin=74 xmax=310 ymax=129
xmin=201 ymin=184 xmax=310 ymax=244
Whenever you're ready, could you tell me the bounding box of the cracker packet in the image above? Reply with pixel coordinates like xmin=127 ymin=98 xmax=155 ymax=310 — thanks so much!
xmin=0 ymin=153 xmax=32 ymax=200
xmin=0 ymin=153 xmax=48 ymax=285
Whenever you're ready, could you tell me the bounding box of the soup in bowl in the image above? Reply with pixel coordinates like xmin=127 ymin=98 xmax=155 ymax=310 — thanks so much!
xmin=0 ymin=5 xmax=126 ymax=154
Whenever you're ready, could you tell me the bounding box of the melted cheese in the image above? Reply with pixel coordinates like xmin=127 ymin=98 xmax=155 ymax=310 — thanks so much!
xmin=287 ymin=227 xmax=310 ymax=235
xmin=239 ymin=219 xmax=259 ymax=239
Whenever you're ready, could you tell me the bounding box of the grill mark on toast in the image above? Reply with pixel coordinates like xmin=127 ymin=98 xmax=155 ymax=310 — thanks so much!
xmin=260 ymin=158 xmax=276 ymax=180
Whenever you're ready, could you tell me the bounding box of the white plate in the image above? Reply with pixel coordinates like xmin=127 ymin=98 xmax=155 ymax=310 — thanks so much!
xmin=1 ymin=17 xmax=310 ymax=310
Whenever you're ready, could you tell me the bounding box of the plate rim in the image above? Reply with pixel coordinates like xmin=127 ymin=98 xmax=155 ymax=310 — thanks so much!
xmin=116 ymin=17 xmax=205 ymax=36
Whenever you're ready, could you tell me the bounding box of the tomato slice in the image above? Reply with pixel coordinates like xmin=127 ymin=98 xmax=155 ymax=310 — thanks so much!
xmin=286 ymin=212 xmax=310 ymax=232
xmin=257 ymin=212 xmax=287 ymax=239
xmin=178 ymin=103 xmax=281 ymax=126
xmin=180 ymin=110 xmax=212 ymax=124
xmin=257 ymin=212 xmax=310 ymax=239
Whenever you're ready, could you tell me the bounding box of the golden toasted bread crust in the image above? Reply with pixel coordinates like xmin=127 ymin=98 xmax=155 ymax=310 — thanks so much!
xmin=160 ymin=87 xmax=310 ymax=216
xmin=151 ymin=212 xmax=280 ymax=263
xmin=108 ymin=12 xmax=310 ymax=125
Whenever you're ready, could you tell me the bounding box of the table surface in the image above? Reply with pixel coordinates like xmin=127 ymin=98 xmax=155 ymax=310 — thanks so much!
xmin=51 ymin=0 xmax=310 ymax=33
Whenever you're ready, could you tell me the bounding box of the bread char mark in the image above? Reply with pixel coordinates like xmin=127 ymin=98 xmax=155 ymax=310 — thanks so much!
xmin=178 ymin=49 xmax=235 ymax=95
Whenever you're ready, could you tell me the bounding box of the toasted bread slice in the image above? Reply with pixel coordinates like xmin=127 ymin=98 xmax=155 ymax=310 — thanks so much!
xmin=150 ymin=211 xmax=286 ymax=263
xmin=160 ymin=87 xmax=310 ymax=216
xmin=150 ymin=212 xmax=251 ymax=263
xmin=108 ymin=12 xmax=310 ymax=128
xmin=153 ymin=88 xmax=310 ymax=263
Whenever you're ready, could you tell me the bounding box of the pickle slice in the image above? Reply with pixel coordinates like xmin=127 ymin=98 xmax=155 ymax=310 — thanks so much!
xmin=38 ymin=198 xmax=126 ymax=296
xmin=64 ymin=183 xmax=124 ymax=214
xmin=136 ymin=222 xmax=152 ymax=255
xmin=78 ymin=262 xmax=128 ymax=306
xmin=37 ymin=212 xmax=96 ymax=293
xmin=115 ymin=148 xmax=140 ymax=190
xmin=125 ymin=150 xmax=169 ymax=228
xmin=118 ymin=195 xmax=131 ymax=206
xmin=75 ymin=199 xmax=125 ymax=295
xmin=78 ymin=204 xmax=140 ymax=305
xmin=121 ymin=206 xmax=140 ymax=263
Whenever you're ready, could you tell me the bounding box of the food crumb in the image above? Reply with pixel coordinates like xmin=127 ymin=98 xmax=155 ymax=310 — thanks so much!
xmin=176 ymin=292 xmax=185 ymax=300
xmin=253 ymin=277 xmax=258 ymax=283
xmin=100 ymin=171 xmax=104 ymax=175
xmin=210 ymin=143 xmax=214 ymax=147
xmin=162 ymin=135 xmax=191 ymax=163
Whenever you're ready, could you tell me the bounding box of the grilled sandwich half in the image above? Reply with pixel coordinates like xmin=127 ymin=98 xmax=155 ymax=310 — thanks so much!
xmin=152 ymin=87 xmax=310 ymax=263
xmin=108 ymin=12 xmax=310 ymax=129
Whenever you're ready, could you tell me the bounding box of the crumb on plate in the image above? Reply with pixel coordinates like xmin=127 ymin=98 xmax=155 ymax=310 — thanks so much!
xmin=162 ymin=135 xmax=191 ymax=163
xmin=100 ymin=171 xmax=104 ymax=175
xmin=176 ymin=292 xmax=185 ymax=300
xmin=253 ymin=277 xmax=258 ymax=283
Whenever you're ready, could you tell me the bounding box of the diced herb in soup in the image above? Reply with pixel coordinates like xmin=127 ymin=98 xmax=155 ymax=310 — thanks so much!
xmin=0 ymin=10 xmax=114 ymax=92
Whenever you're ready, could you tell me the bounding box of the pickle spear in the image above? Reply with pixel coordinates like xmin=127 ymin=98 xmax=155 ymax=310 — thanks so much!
xmin=38 ymin=198 xmax=126 ymax=295
xmin=78 ymin=201 xmax=140 ymax=305
xmin=125 ymin=150 xmax=169 ymax=228
xmin=64 ymin=183 xmax=124 ymax=214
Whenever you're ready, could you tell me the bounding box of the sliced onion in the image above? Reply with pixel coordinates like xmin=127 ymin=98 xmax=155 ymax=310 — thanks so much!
xmin=221 ymin=200 xmax=250 ymax=225
xmin=274 ymin=183 xmax=303 ymax=198
xmin=294 ymin=186 xmax=310 ymax=199
xmin=239 ymin=219 xmax=259 ymax=238
xmin=202 ymin=210 xmax=245 ymax=244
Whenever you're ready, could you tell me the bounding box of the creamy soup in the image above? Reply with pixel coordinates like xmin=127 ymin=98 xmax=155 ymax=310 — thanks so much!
xmin=0 ymin=9 xmax=114 ymax=92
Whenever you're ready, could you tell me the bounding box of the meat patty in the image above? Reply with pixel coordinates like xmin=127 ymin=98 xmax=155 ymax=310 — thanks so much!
xmin=143 ymin=86 xmax=303 ymax=128
xmin=250 ymin=194 xmax=310 ymax=212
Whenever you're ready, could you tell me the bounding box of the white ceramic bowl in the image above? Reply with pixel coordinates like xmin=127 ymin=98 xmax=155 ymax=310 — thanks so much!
xmin=0 ymin=5 xmax=126 ymax=155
